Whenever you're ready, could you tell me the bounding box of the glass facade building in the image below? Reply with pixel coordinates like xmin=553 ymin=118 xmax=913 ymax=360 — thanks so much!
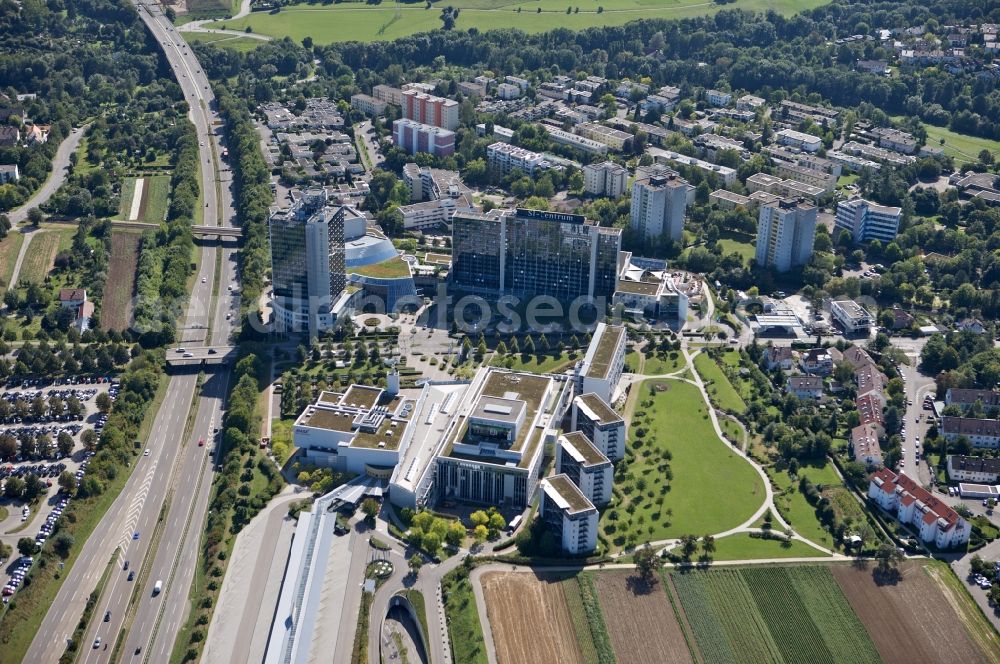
xmin=451 ymin=208 xmax=621 ymax=303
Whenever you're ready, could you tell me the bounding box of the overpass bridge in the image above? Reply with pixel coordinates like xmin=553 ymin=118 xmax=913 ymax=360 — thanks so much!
xmin=53 ymin=219 xmax=245 ymax=239
xmin=165 ymin=345 xmax=239 ymax=368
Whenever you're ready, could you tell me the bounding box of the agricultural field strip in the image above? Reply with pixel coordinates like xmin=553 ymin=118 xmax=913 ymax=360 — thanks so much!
xmin=704 ymin=569 xmax=782 ymax=664
xmin=559 ymin=576 xmax=601 ymax=664
xmin=786 ymin=567 xmax=880 ymax=664
xmin=129 ymin=177 xmax=145 ymax=221
xmin=670 ymin=572 xmax=736 ymax=664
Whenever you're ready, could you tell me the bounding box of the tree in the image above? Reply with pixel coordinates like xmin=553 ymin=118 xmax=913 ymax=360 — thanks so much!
xmin=57 ymin=431 xmax=74 ymax=457
xmin=17 ymin=537 xmax=38 ymax=557
xmin=52 ymin=531 xmax=74 ymax=558
xmin=408 ymin=554 xmax=424 ymax=577
xmin=81 ymin=428 xmax=98 ymax=451
xmin=0 ymin=540 xmax=11 ymax=561
xmin=701 ymin=534 xmax=715 ymax=559
xmin=473 ymin=524 xmax=488 ymax=543
xmin=58 ymin=470 xmax=77 ymax=495
xmin=95 ymin=392 xmax=112 ymax=414
xmin=470 ymin=510 xmax=490 ymax=528
xmin=634 ymin=544 xmax=662 ymax=582
xmin=27 ymin=208 xmax=44 ymax=226
xmin=360 ymin=498 xmax=380 ymax=522
xmin=445 ymin=521 xmax=466 ymax=547
xmin=874 ymin=542 xmax=904 ymax=581
xmin=680 ymin=534 xmax=699 ymax=560
xmin=487 ymin=511 xmax=506 ymax=536
xmin=4 ymin=475 xmax=24 ymax=498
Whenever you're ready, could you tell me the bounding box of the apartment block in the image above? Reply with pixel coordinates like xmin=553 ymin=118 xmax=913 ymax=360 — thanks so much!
xmin=401 ymin=90 xmax=459 ymax=130
xmin=539 ymin=474 xmax=599 ymax=555
xmin=754 ymin=198 xmax=817 ymax=272
xmin=835 ymin=197 xmax=902 ymax=244
xmin=556 ymin=432 xmax=613 ymax=506
xmin=630 ymin=164 xmax=693 ymax=243
xmin=775 ymin=128 xmax=823 ymax=153
xmin=486 ymin=142 xmax=548 ymax=175
xmin=350 ymin=94 xmax=387 ymax=117
xmin=372 ymin=84 xmax=403 ymax=106
xmin=583 ymin=161 xmax=628 ymax=198
xmin=869 ymin=469 xmax=970 ymax=548
xmin=945 ymin=389 xmax=1000 ymax=411
xmin=948 ymin=455 xmax=1000 ymax=483
xmin=451 ymin=208 xmax=621 ymax=302
xmin=830 ymin=298 xmax=874 ymax=335
xmin=542 ymin=125 xmax=608 ymax=155
xmin=571 ymin=393 xmax=626 ymax=461
xmin=851 ymin=423 xmax=883 ymax=467
xmin=574 ymin=323 xmax=627 ymax=404
xmin=941 ymin=417 xmax=1000 ymax=449
xmin=392 ymin=119 xmax=455 ymax=157
xmin=774 ymin=160 xmax=838 ymax=193
xmin=575 ymin=122 xmax=632 ymax=151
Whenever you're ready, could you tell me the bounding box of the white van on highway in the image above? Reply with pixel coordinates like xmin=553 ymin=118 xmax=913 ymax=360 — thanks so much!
xmin=153 ymin=580 xmax=162 ymax=596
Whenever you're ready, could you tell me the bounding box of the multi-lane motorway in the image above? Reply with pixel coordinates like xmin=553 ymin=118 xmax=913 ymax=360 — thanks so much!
xmin=24 ymin=2 xmax=243 ymax=662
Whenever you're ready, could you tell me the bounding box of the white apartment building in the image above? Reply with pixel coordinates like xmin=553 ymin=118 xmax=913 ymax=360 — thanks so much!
xmin=576 ymin=123 xmax=631 ymax=151
xmin=630 ymin=164 xmax=693 ymax=243
xmin=649 ymin=148 xmax=737 ymax=186
xmin=706 ymin=89 xmax=732 ymax=106
xmin=539 ymin=474 xmax=599 ymax=555
xmin=583 ymin=161 xmax=628 ymax=198
xmin=350 ymin=94 xmax=387 ymax=117
xmin=774 ymin=161 xmax=838 ymax=193
xmin=397 ymin=196 xmax=474 ymax=230
xmin=556 ymin=432 xmax=613 ymax=506
xmin=941 ymin=417 xmax=1000 ymax=449
xmin=543 ymin=125 xmax=608 ymax=155
xmin=835 ymin=197 xmax=902 ymax=244
xmin=496 ymin=83 xmax=521 ymax=100
xmin=947 ymin=455 xmax=1000 ymax=484
xmin=372 ymin=84 xmax=403 ymax=106
xmin=709 ymin=189 xmax=750 ymax=210
xmin=776 ymin=128 xmax=823 ymax=153
xmin=575 ymin=323 xmax=627 ymax=404
xmin=486 ymin=142 xmax=548 ymax=175
xmin=851 ymin=423 xmax=883 ymax=467
xmin=830 ymin=298 xmax=874 ymax=335
xmin=571 ymin=393 xmax=626 ymax=461
xmin=869 ymin=469 xmax=971 ymax=548
xmin=754 ymin=198 xmax=817 ymax=272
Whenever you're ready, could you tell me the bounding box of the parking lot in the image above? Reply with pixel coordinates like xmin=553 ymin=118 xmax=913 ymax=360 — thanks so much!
xmin=0 ymin=377 xmax=118 ymax=598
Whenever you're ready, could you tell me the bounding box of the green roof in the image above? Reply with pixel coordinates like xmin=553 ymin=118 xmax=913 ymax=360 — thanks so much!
xmin=544 ymin=474 xmax=595 ymax=513
xmin=585 ymin=325 xmax=625 ymax=380
xmin=350 ymin=256 xmax=412 ymax=279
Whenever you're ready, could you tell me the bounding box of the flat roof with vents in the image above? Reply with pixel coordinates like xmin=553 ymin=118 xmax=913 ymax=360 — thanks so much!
xmin=471 ymin=395 xmax=525 ymax=424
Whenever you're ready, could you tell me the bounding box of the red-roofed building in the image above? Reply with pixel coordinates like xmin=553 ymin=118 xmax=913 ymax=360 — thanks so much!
xmin=856 ymin=393 xmax=885 ymax=429
xmin=869 ymin=469 xmax=970 ymax=548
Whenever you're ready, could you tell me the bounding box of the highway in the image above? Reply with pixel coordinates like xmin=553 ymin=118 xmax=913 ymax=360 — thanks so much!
xmin=25 ymin=1 xmax=244 ymax=662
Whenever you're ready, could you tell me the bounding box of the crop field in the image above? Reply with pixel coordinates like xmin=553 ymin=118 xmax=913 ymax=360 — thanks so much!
xmin=832 ymin=562 xmax=994 ymax=663
xmin=102 ymin=232 xmax=141 ymax=331
xmin=592 ymin=570 xmax=693 ymax=664
xmin=671 ymin=565 xmax=881 ymax=664
xmin=559 ymin=575 xmax=609 ymax=664
xmin=207 ymin=0 xmax=828 ymax=44
xmin=18 ymin=231 xmax=66 ymax=284
xmin=481 ymin=571 xmax=584 ymax=664
xmin=120 ymin=175 xmax=170 ymax=222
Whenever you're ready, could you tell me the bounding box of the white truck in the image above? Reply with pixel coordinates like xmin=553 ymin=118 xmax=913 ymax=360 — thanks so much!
xmin=153 ymin=580 xmax=162 ymax=596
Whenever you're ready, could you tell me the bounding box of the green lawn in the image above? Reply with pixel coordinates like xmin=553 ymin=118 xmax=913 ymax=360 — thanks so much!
xmin=641 ymin=351 xmax=685 ymax=375
xmin=184 ymin=33 xmax=265 ymax=51
xmin=693 ymin=352 xmax=745 ymax=413
xmin=208 ymin=0 xmax=827 ymax=44
xmin=0 ymin=232 xmax=24 ymax=294
xmin=118 ymin=177 xmax=137 ymax=218
xmin=489 ymin=350 xmax=577 ymax=374
xmin=717 ymin=233 xmax=755 ymax=262
xmin=441 ymin=567 xmax=488 ymax=664
xmin=602 ymin=379 xmax=764 ymax=548
xmin=890 ymin=116 xmax=1000 ymax=162
xmin=710 ymin=533 xmax=830 ymax=560
xmin=350 ymin=256 xmax=411 ymax=279
xmin=142 ymin=175 xmax=170 ymax=223
xmin=768 ymin=460 xmax=843 ymax=550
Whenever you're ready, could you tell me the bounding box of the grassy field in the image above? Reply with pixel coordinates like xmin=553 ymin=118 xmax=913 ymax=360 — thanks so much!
xmin=693 ymin=352 xmax=745 ymax=413
xmin=601 ymin=379 xmax=764 ymax=548
xmin=489 ymin=350 xmax=578 ymax=374
xmin=184 ymin=32 xmax=264 ymax=51
xmin=208 ymin=0 xmax=828 ymax=44
xmin=717 ymin=233 xmax=755 ymax=262
xmin=891 ymin=117 xmax=1000 ymax=162
xmin=768 ymin=460 xmax=842 ymax=549
xmin=0 ymin=232 xmax=24 ymax=294
xmin=18 ymin=230 xmax=71 ymax=284
xmin=709 ymin=533 xmax=829 ymax=561
xmin=671 ymin=565 xmax=881 ymax=664
xmin=140 ymin=175 xmax=170 ymax=223
xmin=118 ymin=177 xmax=136 ymax=218
xmin=441 ymin=566 xmax=489 ymax=664
xmin=641 ymin=351 xmax=685 ymax=375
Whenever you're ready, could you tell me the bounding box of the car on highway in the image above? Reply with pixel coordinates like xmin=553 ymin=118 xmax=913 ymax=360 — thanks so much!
xmin=132 ymin=532 xmax=140 ymax=540
xmin=183 ymin=353 xmax=194 ymax=358
xmin=127 ymin=571 xmax=135 ymax=581
xmin=144 ymin=449 xmax=150 ymax=456
xmin=175 ymin=348 xmax=186 ymax=353
xmin=207 ymin=348 xmax=217 ymax=355
xmin=198 ymin=438 xmax=205 ymax=447
xmin=104 ymin=610 xmax=111 ymax=622
xmin=93 ymin=637 xmax=101 ymax=649
xmin=201 ymin=277 xmax=206 ymax=283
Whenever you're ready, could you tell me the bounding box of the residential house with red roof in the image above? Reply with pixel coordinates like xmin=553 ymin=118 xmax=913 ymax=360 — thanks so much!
xmin=869 ymin=469 xmax=970 ymax=548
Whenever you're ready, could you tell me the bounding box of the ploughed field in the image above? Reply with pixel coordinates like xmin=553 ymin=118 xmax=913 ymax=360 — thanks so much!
xmin=479 ymin=563 xmax=997 ymax=664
